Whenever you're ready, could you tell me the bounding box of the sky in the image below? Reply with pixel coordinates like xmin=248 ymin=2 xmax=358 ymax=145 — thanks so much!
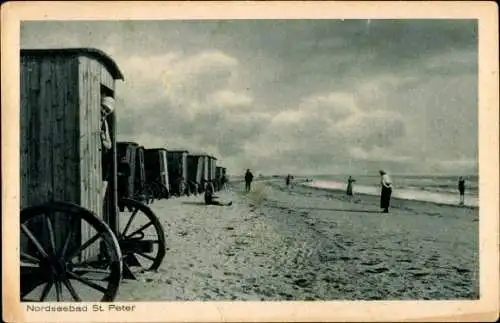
xmin=21 ymin=19 xmax=478 ymax=176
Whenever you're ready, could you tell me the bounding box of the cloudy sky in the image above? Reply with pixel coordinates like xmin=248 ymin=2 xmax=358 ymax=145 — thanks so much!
xmin=21 ymin=19 xmax=478 ymax=176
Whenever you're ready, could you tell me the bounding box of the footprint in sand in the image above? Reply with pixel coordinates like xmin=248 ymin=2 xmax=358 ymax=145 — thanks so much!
xmin=361 ymin=259 xmax=381 ymax=266
xmin=453 ymin=266 xmax=471 ymax=274
xmin=411 ymin=271 xmax=430 ymax=278
xmin=363 ymin=267 xmax=389 ymax=274
xmin=293 ymin=278 xmax=310 ymax=288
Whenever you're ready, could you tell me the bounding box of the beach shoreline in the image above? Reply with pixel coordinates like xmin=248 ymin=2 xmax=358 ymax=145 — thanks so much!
xmin=116 ymin=179 xmax=479 ymax=301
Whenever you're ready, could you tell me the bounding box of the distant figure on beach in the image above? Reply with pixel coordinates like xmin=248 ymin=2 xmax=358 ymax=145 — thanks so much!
xmin=204 ymin=181 xmax=232 ymax=206
xmin=458 ymin=176 xmax=465 ymax=205
xmin=221 ymin=174 xmax=228 ymax=191
xmin=346 ymin=176 xmax=356 ymax=196
xmin=285 ymin=174 xmax=291 ymax=188
xmin=379 ymin=170 xmax=393 ymax=213
xmin=245 ymin=169 xmax=254 ymax=192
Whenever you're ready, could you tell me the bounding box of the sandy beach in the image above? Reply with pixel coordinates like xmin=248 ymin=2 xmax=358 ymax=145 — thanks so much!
xmin=114 ymin=179 xmax=479 ymax=301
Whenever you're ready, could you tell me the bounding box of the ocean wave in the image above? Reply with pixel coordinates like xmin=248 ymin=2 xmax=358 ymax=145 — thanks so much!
xmin=304 ymin=180 xmax=479 ymax=208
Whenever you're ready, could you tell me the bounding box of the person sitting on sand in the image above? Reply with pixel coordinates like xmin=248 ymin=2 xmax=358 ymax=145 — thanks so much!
xmin=458 ymin=176 xmax=465 ymax=205
xmin=379 ymin=170 xmax=393 ymax=213
xmin=204 ymin=180 xmax=232 ymax=206
xmin=346 ymin=176 xmax=356 ymax=197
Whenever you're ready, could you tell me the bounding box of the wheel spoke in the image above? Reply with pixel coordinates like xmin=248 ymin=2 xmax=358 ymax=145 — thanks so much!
xmin=60 ymin=222 xmax=74 ymax=258
xmin=39 ymin=281 xmax=54 ymax=301
xmin=21 ymin=224 xmax=49 ymax=259
xmin=55 ymin=280 xmax=63 ymax=301
xmin=121 ymin=206 xmax=140 ymax=237
xmin=44 ymin=212 xmax=57 ymax=256
xmin=21 ymin=262 xmax=40 ymax=268
xmin=125 ymin=222 xmax=153 ymax=239
xmin=21 ymin=252 xmax=41 ymax=264
xmin=66 ymin=232 xmax=102 ymax=261
xmin=72 ymin=267 xmax=111 ymax=274
xmin=67 ymin=271 xmax=107 ymax=293
xmin=136 ymin=252 xmax=156 ymax=261
xmin=62 ymin=279 xmax=82 ymax=301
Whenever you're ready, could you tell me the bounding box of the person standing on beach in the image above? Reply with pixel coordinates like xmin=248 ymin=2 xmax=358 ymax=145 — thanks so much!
xmin=204 ymin=180 xmax=232 ymax=206
xmin=458 ymin=176 xmax=465 ymax=205
xmin=285 ymin=174 xmax=291 ymax=189
xmin=244 ymin=169 xmax=254 ymax=192
xmin=379 ymin=170 xmax=393 ymax=213
xmin=346 ymin=176 xmax=356 ymax=197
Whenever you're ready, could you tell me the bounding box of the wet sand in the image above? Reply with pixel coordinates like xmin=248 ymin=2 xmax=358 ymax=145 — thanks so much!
xmin=116 ymin=179 xmax=479 ymax=301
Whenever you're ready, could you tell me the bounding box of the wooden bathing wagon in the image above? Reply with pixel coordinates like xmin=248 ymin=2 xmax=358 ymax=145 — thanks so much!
xmin=187 ymin=153 xmax=210 ymax=193
xmin=116 ymin=141 xmax=152 ymax=203
xmin=186 ymin=154 xmax=203 ymax=195
xmin=144 ymin=148 xmax=170 ymax=199
xmin=20 ymin=48 xmax=166 ymax=302
xmin=166 ymin=150 xmax=189 ymax=196
xmin=208 ymin=155 xmax=217 ymax=182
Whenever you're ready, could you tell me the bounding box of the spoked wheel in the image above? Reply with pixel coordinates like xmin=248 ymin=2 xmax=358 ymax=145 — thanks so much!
xmin=117 ymin=198 xmax=166 ymax=271
xmin=20 ymin=202 xmax=122 ymax=302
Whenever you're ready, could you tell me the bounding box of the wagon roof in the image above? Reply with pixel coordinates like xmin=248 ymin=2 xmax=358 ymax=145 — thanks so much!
xmin=21 ymin=47 xmax=125 ymax=80
xmin=167 ymin=149 xmax=189 ymax=153
xmin=117 ymin=141 xmax=140 ymax=147
xmin=146 ymin=148 xmax=168 ymax=152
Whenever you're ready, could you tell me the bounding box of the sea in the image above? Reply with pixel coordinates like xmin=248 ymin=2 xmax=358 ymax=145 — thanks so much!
xmin=301 ymin=174 xmax=479 ymax=208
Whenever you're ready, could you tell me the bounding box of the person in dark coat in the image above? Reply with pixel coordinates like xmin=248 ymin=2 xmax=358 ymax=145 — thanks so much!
xmin=244 ymin=169 xmax=254 ymax=192
xmin=458 ymin=176 xmax=465 ymax=205
xmin=204 ymin=181 xmax=232 ymax=206
xmin=379 ymin=170 xmax=393 ymax=213
xmin=346 ymin=176 xmax=356 ymax=196
xmin=221 ymin=174 xmax=228 ymax=191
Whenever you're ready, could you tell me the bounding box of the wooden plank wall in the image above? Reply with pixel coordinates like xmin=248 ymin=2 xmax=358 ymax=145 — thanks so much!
xmin=203 ymin=156 xmax=209 ymax=182
xmin=127 ymin=146 xmax=137 ymax=198
xmin=211 ymin=159 xmax=217 ymax=181
xmin=136 ymin=148 xmax=146 ymax=193
xmin=181 ymin=153 xmax=188 ymax=180
xmin=196 ymin=157 xmax=203 ymax=183
xmin=20 ymin=56 xmax=81 ymax=252
xmin=160 ymin=150 xmax=170 ymax=189
xmin=78 ymin=56 xmax=115 ymax=260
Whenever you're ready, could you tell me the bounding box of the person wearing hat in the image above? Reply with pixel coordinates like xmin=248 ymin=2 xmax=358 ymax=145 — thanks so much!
xmin=379 ymin=170 xmax=393 ymax=213
xmin=101 ymin=96 xmax=114 ymax=199
xmin=101 ymin=96 xmax=114 ymax=150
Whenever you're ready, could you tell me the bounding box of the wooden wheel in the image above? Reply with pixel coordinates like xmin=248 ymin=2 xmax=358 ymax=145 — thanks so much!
xmin=20 ymin=202 xmax=122 ymax=302
xmin=117 ymin=198 xmax=166 ymax=271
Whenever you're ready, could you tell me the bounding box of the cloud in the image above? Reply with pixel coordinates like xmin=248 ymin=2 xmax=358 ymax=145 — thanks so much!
xmin=20 ymin=20 xmax=478 ymax=175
